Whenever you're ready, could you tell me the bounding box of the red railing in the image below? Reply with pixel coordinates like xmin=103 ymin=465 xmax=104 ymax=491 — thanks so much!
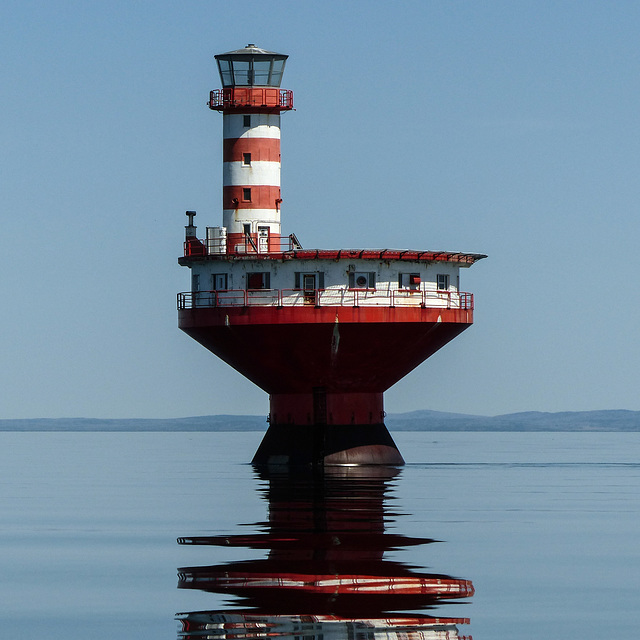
xmin=178 ymin=289 xmax=474 ymax=311
xmin=184 ymin=234 xmax=301 ymax=258
xmin=209 ymin=88 xmax=294 ymax=111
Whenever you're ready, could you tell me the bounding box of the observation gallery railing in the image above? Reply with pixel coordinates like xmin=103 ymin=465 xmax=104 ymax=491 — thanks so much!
xmin=209 ymin=88 xmax=294 ymax=111
xmin=177 ymin=288 xmax=474 ymax=310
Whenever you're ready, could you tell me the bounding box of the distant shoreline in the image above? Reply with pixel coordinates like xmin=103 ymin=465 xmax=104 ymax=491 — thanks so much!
xmin=1 ymin=409 xmax=639 ymax=432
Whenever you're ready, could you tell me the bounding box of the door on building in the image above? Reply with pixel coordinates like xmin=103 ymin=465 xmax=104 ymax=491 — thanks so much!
xmin=258 ymin=226 xmax=269 ymax=253
xmin=210 ymin=273 xmax=228 ymax=305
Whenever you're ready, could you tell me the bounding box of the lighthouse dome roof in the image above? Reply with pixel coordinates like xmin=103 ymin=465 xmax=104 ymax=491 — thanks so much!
xmin=216 ymin=44 xmax=287 ymax=59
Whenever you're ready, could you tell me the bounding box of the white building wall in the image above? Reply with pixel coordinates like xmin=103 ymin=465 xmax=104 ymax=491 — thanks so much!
xmin=189 ymin=259 xmax=463 ymax=293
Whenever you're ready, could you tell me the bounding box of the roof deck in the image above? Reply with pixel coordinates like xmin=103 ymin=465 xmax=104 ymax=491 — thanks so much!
xmin=181 ymin=236 xmax=486 ymax=266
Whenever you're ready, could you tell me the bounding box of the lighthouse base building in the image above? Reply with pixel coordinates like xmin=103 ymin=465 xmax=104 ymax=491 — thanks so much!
xmin=178 ymin=45 xmax=485 ymax=466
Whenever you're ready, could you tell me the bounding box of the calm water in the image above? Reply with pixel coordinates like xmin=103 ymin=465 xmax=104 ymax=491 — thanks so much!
xmin=1 ymin=431 xmax=638 ymax=638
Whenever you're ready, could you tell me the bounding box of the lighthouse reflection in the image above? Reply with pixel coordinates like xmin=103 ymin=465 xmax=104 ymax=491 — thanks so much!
xmin=176 ymin=467 xmax=473 ymax=639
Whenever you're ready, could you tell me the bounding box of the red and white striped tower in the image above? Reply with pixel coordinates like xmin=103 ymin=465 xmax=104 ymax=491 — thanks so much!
xmin=211 ymin=45 xmax=293 ymax=254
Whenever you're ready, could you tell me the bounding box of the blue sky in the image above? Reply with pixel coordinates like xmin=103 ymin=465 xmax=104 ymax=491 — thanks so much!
xmin=2 ymin=0 xmax=639 ymax=418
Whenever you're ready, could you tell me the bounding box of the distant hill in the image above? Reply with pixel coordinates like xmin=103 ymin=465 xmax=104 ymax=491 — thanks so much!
xmin=386 ymin=409 xmax=640 ymax=432
xmin=1 ymin=410 xmax=639 ymax=432
xmin=0 ymin=415 xmax=266 ymax=432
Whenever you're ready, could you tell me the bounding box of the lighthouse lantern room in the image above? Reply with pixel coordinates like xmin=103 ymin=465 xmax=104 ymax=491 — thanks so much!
xmin=178 ymin=45 xmax=485 ymax=466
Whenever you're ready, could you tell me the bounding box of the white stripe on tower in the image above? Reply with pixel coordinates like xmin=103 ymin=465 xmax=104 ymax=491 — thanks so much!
xmin=222 ymin=113 xmax=281 ymax=238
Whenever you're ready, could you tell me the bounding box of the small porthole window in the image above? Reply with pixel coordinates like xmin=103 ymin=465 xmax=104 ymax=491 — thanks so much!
xmin=243 ymin=115 xmax=251 ymax=127
xmin=242 ymin=188 xmax=252 ymax=202
xmin=243 ymin=153 xmax=251 ymax=166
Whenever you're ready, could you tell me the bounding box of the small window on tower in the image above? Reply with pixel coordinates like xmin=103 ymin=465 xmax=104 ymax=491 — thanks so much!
xmin=242 ymin=188 xmax=252 ymax=202
xmin=243 ymin=115 xmax=251 ymax=127
xmin=243 ymin=153 xmax=252 ymax=166
xmin=437 ymin=274 xmax=450 ymax=290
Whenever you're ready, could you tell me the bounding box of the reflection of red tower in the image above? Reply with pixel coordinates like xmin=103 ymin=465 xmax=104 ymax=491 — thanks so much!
xmin=178 ymin=45 xmax=485 ymax=466
xmin=177 ymin=467 xmax=474 ymax=637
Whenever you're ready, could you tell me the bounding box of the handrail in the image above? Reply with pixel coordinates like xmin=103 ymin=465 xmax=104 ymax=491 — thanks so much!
xmin=178 ymin=288 xmax=474 ymax=311
xmin=184 ymin=235 xmax=299 ymax=257
xmin=209 ymin=88 xmax=294 ymax=110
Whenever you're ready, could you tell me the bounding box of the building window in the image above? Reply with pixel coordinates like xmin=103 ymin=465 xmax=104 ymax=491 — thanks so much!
xmin=400 ymin=273 xmax=421 ymax=291
xmin=437 ymin=274 xmax=450 ymax=290
xmin=242 ymin=188 xmax=252 ymax=202
xmin=212 ymin=274 xmax=228 ymax=290
xmin=243 ymin=115 xmax=251 ymax=127
xmin=243 ymin=223 xmax=251 ymax=235
xmin=243 ymin=153 xmax=251 ymax=166
xmin=295 ymin=272 xmax=325 ymax=289
xmin=247 ymin=272 xmax=270 ymax=289
xmin=349 ymin=272 xmax=375 ymax=289
xmin=191 ymin=273 xmax=200 ymax=292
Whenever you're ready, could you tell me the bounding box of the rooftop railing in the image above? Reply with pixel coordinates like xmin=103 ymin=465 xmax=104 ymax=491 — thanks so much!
xmin=184 ymin=234 xmax=302 ymax=258
xmin=183 ymin=240 xmax=484 ymax=264
xmin=178 ymin=288 xmax=474 ymax=311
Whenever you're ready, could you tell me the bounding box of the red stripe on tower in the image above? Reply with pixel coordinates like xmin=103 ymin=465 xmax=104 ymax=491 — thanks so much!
xmin=223 ymin=138 xmax=281 ymax=162
xmin=222 ymin=185 xmax=282 ymax=210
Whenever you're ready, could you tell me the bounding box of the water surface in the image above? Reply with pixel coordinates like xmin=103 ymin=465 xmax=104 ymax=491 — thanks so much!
xmin=0 ymin=431 xmax=637 ymax=638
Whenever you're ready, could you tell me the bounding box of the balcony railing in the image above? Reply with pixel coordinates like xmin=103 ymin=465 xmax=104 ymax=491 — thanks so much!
xmin=178 ymin=288 xmax=474 ymax=311
xmin=184 ymin=233 xmax=302 ymax=258
xmin=209 ymin=88 xmax=294 ymax=111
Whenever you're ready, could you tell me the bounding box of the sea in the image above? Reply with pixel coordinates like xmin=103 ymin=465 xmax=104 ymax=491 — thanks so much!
xmin=1 ymin=430 xmax=638 ymax=639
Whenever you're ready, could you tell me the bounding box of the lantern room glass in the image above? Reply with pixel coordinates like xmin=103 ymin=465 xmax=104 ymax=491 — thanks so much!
xmin=216 ymin=53 xmax=287 ymax=88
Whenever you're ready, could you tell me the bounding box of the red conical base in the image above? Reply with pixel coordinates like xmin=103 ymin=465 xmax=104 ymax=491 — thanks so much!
xmin=179 ymin=305 xmax=472 ymax=466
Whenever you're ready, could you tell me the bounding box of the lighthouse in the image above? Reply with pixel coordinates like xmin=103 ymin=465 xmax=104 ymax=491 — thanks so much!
xmin=178 ymin=45 xmax=485 ymax=466
xmin=217 ymin=44 xmax=290 ymax=255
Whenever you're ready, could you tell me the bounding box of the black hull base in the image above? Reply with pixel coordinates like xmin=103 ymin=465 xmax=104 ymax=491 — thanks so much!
xmin=251 ymin=422 xmax=405 ymax=467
